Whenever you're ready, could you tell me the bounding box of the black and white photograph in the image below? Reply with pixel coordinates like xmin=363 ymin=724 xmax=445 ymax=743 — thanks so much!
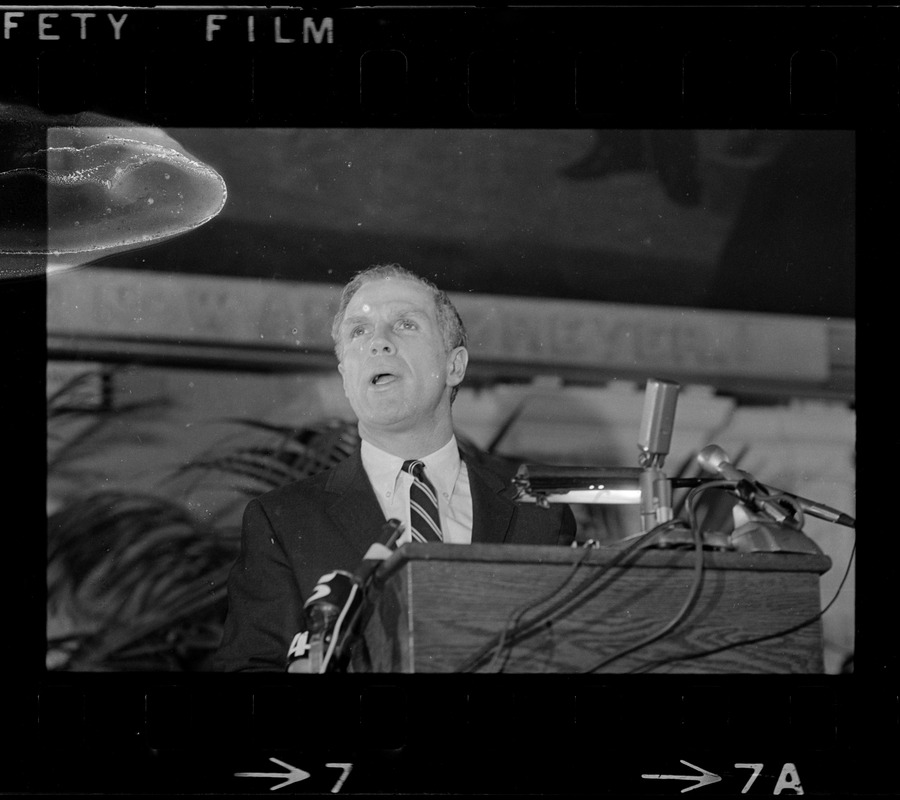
xmin=1 ymin=4 xmax=892 ymax=798
xmin=37 ymin=125 xmax=856 ymax=676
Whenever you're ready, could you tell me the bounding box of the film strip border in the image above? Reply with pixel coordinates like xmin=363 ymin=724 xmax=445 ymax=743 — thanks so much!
xmin=0 ymin=7 xmax=898 ymax=125
xmin=4 ymin=6 xmax=896 ymax=796
xmin=8 ymin=679 xmax=898 ymax=794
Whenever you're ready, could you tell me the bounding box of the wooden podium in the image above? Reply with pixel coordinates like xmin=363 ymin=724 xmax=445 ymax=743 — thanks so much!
xmin=352 ymin=542 xmax=832 ymax=674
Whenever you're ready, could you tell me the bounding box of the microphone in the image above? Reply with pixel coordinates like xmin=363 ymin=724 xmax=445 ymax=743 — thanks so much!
xmin=287 ymin=519 xmax=403 ymax=674
xmin=637 ymin=378 xmax=681 ymax=532
xmin=696 ymin=444 xmax=791 ymax=524
xmin=354 ymin=518 xmax=404 ymax=587
xmin=638 ymin=378 xmax=681 ymax=468
xmin=696 ymin=445 xmax=855 ymax=528
xmin=758 ymin=486 xmax=855 ymax=529
xmin=696 ymin=444 xmax=752 ymax=484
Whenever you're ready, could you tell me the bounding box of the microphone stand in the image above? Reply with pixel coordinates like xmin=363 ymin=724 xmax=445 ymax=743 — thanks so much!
xmin=636 ymin=378 xmax=680 ymax=535
xmin=695 ymin=445 xmax=832 ymax=554
xmin=638 ymin=450 xmax=674 ymax=534
xmin=726 ymin=479 xmax=823 ymax=555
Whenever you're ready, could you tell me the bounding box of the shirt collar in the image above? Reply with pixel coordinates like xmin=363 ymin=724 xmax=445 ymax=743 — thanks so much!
xmin=419 ymin=436 xmax=463 ymax=499
xmin=361 ymin=436 xmax=462 ymax=499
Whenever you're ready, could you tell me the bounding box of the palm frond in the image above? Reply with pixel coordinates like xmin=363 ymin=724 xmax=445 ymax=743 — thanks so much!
xmin=48 ymin=367 xmax=171 ymax=481
xmin=47 ymin=491 xmax=238 ymax=671
xmin=47 ymin=410 xmax=368 ymax=671
xmin=169 ymin=417 xmax=360 ymax=496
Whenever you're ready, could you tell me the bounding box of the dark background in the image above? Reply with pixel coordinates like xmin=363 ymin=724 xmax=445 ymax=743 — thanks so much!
xmin=90 ymin=127 xmax=855 ymax=319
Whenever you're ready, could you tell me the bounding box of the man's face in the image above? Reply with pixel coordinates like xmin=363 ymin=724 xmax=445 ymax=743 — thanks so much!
xmin=337 ymin=277 xmax=467 ymax=439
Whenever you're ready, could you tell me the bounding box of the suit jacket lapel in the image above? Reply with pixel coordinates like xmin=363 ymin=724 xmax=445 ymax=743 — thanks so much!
xmin=323 ymin=448 xmax=387 ymax=557
xmin=466 ymin=456 xmax=515 ymax=544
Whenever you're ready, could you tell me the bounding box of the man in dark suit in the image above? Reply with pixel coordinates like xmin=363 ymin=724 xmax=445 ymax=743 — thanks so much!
xmin=215 ymin=264 xmax=576 ymax=672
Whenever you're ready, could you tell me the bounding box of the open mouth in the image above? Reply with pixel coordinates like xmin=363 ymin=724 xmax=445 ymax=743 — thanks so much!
xmin=370 ymin=372 xmax=398 ymax=386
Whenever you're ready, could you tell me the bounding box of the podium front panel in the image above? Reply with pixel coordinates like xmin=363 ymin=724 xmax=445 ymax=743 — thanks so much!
xmin=356 ymin=543 xmax=831 ymax=674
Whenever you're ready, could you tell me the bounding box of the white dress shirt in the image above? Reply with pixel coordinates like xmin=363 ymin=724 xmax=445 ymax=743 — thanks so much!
xmin=360 ymin=436 xmax=474 ymax=545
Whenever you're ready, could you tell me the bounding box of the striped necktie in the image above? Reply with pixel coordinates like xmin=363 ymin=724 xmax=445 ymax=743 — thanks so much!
xmin=402 ymin=460 xmax=443 ymax=543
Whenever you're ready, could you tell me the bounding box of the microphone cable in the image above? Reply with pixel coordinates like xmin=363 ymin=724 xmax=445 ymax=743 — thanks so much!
xmin=496 ymin=481 xmax=733 ymax=673
xmin=454 ymin=515 xmax=687 ymax=673
xmin=578 ymin=481 xmax=728 ymax=673
xmin=453 ymin=536 xmax=598 ymax=674
xmin=318 ymin=580 xmax=364 ymax=673
xmin=483 ymin=537 xmax=601 ymax=674
xmin=625 ymin=535 xmax=856 ymax=674
xmin=463 ymin=479 xmax=731 ymax=674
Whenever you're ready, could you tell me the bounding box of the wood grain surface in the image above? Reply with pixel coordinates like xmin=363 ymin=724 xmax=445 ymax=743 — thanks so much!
xmin=357 ymin=543 xmax=831 ymax=674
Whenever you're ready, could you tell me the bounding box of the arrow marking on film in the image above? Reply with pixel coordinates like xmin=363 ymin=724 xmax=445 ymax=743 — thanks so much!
xmin=642 ymin=760 xmax=722 ymax=793
xmin=235 ymin=757 xmax=311 ymax=791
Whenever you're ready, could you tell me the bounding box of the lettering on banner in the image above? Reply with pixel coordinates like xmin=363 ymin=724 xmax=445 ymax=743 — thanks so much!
xmin=95 ymin=281 xmax=172 ymax=330
xmin=296 ymin=290 xmax=340 ymax=350
xmin=503 ymin=310 xmax=547 ymax=358
xmin=471 ymin=305 xmax=739 ymax=372
xmin=186 ymin=285 xmax=243 ymax=337
xmin=258 ymin=291 xmax=298 ymax=345
xmin=456 ymin=294 xmax=826 ymax=380
xmin=257 ymin=287 xmax=340 ymax=350
xmin=676 ymin=320 xmax=729 ymax=370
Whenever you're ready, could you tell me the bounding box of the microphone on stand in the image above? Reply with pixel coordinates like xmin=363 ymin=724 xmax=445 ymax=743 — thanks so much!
xmin=286 ymin=519 xmax=403 ymax=674
xmin=696 ymin=444 xmax=792 ymax=524
xmin=637 ymin=378 xmax=681 ymax=532
xmin=696 ymin=445 xmax=855 ymax=529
